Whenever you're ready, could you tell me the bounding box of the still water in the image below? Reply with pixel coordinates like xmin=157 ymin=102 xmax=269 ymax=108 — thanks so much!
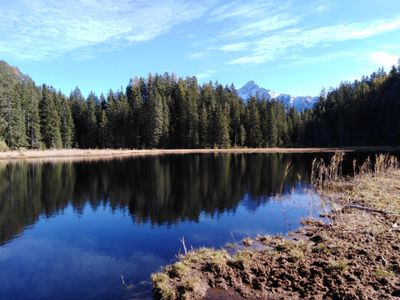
xmin=0 ymin=153 xmax=324 ymax=299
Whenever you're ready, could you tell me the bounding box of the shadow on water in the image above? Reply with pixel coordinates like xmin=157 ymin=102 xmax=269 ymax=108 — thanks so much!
xmin=0 ymin=153 xmax=316 ymax=245
xmin=2 ymin=152 xmax=384 ymax=299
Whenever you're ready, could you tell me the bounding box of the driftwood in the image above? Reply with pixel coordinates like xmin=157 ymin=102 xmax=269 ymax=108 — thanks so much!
xmin=342 ymin=203 xmax=400 ymax=216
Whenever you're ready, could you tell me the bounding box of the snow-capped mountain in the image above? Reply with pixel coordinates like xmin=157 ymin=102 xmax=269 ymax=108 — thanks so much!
xmin=238 ymin=80 xmax=278 ymax=101
xmin=238 ymin=81 xmax=318 ymax=111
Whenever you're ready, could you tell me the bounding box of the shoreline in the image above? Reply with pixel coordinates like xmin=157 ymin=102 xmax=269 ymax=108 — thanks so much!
xmin=0 ymin=146 xmax=399 ymax=162
xmin=151 ymin=155 xmax=400 ymax=299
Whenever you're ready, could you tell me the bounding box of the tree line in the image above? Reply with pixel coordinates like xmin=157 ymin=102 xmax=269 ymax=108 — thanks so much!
xmin=0 ymin=60 xmax=399 ymax=150
xmin=0 ymin=153 xmax=311 ymax=244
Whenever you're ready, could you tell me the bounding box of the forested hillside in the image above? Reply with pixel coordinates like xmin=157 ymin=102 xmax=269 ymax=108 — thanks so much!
xmin=0 ymin=60 xmax=399 ymax=150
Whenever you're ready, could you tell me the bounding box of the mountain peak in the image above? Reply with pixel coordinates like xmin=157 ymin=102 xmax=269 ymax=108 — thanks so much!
xmin=238 ymin=81 xmax=318 ymax=111
xmin=238 ymin=80 xmax=276 ymax=101
xmin=243 ymin=80 xmax=257 ymax=87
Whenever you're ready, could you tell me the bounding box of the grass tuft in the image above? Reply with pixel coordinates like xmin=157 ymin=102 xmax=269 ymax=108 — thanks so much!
xmin=151 ymin=272 xmax=176 ymax=300
xmin=328 ymin=260 xmax=348 ymax=272
xmin=374 ymin=267 xmax=395 ymax=278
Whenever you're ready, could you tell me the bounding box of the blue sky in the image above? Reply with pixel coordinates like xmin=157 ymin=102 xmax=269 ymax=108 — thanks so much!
xmin=1 ymin=0 xmax=400 ymax=97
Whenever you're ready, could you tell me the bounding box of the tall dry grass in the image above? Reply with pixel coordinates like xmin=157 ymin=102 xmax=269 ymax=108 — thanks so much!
xmin=312 ymin=152 xmax=400 ymax=214
xmin=312 ymin=152 xmax=399 ymax=189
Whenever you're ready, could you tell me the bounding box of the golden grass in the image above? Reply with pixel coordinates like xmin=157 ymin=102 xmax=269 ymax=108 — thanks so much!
xmin=312 ymin=152 xmax=400 ymax=214
xmin=1 ymin=147 xmax=400 ymax=163
xmin=345 ymin=169 xmax=400 ymax=214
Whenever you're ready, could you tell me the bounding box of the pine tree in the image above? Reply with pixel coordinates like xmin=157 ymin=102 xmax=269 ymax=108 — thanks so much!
xmin=186 ymin=77 xmax=199 ymax=148
xmin=148 ymin=92 xmax=164 ymax=148
xmin=198 ymin=104 xmax=208 ymax=147
xmin=267 ymin=103 xmax=278 ymax=147
xmin=275 ymin=102 xmax=289 ymax=146
xmin=4 ymin=86 xmax=27 ymax=148
xmin=19 ymin=83 xmax=41 ymax=149
xmin=69 ymin=87 xmax=86 ymax=148
xmin=212 ymin=104 xmax=230 ymax=148
xmin=246 ymin=99 xmax=262 ymax=147
xmin=59 ymin=97 xmax=74 ymax=148
xmin=126 ymin=78 xmax=143 ymax=148
xmin=86 ymin=92 xmax=98 ymax=148
xmin=160 ymin=95 xmax=170 ymax=147
xmin=39 ymin=85 xmax=62 ymax=148
xmin=98 ymin=110 xmax=108 ymax=148
xmin=239 ymin=124 xmax=246 ymax=147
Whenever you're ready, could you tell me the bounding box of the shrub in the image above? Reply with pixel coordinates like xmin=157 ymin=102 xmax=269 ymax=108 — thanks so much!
xmin=0 ymin=139 xmax=9 ymax=152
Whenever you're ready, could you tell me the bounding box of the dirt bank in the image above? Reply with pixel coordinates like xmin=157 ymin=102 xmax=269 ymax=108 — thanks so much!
xmin=0 ymin=146 xmax=399 ymax=162
xmin=151 ymin=155 xmax=400 ymax=299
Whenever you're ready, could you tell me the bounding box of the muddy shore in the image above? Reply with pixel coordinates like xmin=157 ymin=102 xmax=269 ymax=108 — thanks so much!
xmin=151 ymin=157 xmax=400 ymax=299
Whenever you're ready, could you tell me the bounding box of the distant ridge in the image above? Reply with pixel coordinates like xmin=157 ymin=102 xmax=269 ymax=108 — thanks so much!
xmin=238 ymin=80 xmax=318 ymax=111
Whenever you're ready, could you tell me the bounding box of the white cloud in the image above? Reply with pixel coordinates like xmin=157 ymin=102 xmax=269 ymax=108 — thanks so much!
xmin=370 ymin=51 xmax=399 ymax=69
xmin=0 ymin=0 xmax=210 ymax=60
xmin=283 ymin=51 xmax=361 ymax=68
xmin=229 ymin=17 xmax=400 ymax=65
xmin=187 ymin=51 xmax=209 ymax=59
xmin=196 ymin=69 xmax=216 ymax=79
xmin=223 ymin=16 xmax=298 ymax=38
xmin=209 ymin=0 xmax=278 ymax=22
xmin=220 ymin=42 xmax=248 ymax=52
xmin=229 ymin=55 xmax=269 ymax=65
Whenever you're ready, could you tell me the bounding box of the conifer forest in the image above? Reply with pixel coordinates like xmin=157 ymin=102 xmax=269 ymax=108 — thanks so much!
xmin=1 ymin=60 xmax=400 ymax=150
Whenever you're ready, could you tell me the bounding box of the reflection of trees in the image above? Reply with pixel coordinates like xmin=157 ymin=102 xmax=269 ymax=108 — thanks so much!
xmin=0 ymin=154 xmax=313 ymax=245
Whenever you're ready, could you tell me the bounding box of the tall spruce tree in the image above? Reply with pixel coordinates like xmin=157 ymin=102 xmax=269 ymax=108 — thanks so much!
xmin=148 ymin=92 xmax=164 ymax=148
xmin=39 ymin=85 xmax=62 ymax=148
xmin=86 ymin=92 xmax=98 ymax=148
xmin=59 ymin=97 xmax=74 ymax=148
xmin=246 ymin=98 xmax=262 ymax=147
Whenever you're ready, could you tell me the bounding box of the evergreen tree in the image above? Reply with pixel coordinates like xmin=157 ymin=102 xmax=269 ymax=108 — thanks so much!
xmin=148 ymin=92 xmax=164 ymax=148
xmin=239 ymin=124 xmax=246 ymax=147
xmin=126 ymin=78 xmax=144 ymax=148
xmin=69 ymin=87 xmax=86 ymax=148
xmin=198 ymin=104 xmax=209 ymax=147
xmin=39 ymin=85 xmax=62 ymax=148
xmin=246 ymin=99 xmax=262 ymax=147
xmin=267 ymin=103 xmax=278 ymax=147
xmin=59 ymin=97 xmax=74 ymax=148
xmin=1 ymin=59 xmax=400 ymax=151
xmin=212 ymin=104 xmax=230 ymax=148
xmin=98 ymin=110 xmax=108 ymax=148
xmin=18 ymin=83 xmax=41 ymax=148
xmin=86 ymin=92 xmax=98 ymax=148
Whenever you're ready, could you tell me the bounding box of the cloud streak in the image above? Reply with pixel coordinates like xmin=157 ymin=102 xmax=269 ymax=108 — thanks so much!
xmin=196 ymin=69 xmax=216 ymax=79
xmin=228 ymin=17 xmax=400 ymax=65
xmin=370 ymin=51 xmax=399 ymax=69
xmin=0 ymin=0 xmax=210 ymax=60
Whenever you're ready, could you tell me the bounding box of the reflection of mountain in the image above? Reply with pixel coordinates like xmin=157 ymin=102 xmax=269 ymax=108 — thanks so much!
xmin=0 ymin=154 xmax=314 ymax=245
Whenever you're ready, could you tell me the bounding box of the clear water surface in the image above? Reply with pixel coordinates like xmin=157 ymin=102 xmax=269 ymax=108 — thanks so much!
xmin=0 ymin=153 xmax=328 ymax=299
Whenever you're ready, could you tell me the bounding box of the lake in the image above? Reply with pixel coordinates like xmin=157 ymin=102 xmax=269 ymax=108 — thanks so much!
xmin=0 ymin=153 xmax=337 ymax=299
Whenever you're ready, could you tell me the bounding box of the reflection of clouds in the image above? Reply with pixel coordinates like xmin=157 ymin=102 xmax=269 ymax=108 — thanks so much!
xmin=0 ymin=238 xmax=166 ymax=298
xmin=241 ymin=185 xmax=321 ymax=214
xmin=187 ymin=232 xmax=216 ymax=245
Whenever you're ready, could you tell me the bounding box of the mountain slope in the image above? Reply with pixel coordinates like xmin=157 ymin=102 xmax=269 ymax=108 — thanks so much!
xmin=238 ymin=81 xmax=318 ymax=111
xmin=0 ymin=60 xmax=31 ymax=85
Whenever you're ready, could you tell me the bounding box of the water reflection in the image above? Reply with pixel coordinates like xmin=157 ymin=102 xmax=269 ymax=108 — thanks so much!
xmin=0 ymin=153 xmax=324 ymax=299
xmin=0 ymin=154 xmax=314 ymax=245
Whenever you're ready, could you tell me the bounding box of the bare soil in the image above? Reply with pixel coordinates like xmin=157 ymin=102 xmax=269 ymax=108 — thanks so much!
xmin=151 ymin=168 xmax=400 ymax=299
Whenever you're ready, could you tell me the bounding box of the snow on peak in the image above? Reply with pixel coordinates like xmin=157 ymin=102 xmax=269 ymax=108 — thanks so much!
xmin=238 ymin=81 xmax=318 ymax=111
